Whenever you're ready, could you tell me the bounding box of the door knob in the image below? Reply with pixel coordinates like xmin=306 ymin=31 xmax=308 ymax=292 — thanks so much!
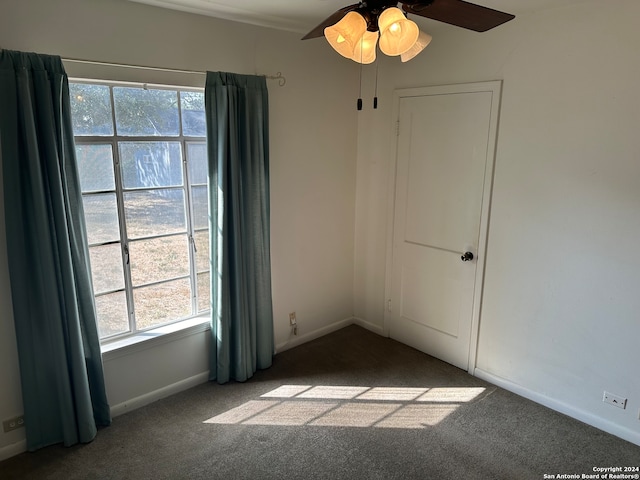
xmin=461 ymin=251 xmax=474 ymax=262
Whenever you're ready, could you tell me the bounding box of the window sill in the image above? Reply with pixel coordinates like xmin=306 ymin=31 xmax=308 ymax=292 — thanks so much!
xmin=101 ymin=315 xmax=210 ymax=361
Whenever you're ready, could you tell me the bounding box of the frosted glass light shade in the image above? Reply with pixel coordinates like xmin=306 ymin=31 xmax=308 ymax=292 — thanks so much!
xmin=324 ymin=12 xmax=368 ymax=59
xmin=378 ymin=7 xmax=419 ymax=56
xmin=401 ymin=30 xmax=432 ymax=62
xmin=351 ymin=30 xmax=379 ymax=64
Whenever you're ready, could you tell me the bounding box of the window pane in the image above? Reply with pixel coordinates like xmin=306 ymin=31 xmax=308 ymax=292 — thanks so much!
xmin=76 ymin=145 xmax=115 ymax=192
xmin=181 ymin=92 xmax=206 ymax=137
xmin=134 ymin=278 xmax=191 ymax=330
xmin=70 ymin=81 xmax=209 ymax=340
xmin=187 ymin=142 xmax=207 ymax=184
xmin=124 ymin=190 xmax=186 ymax=238
xmin=69 ymin=83 xmax=114 ymax=136
xmin=195 ymin=230 xmax=209 ymax=273
xmin=96 ymin=292 xmax=129 ymax=338
xmin=89 ymin=244 xmax=124 ymax=294
xmin=129 ymin=235 xmax=189 ymax=286
xmin=113 ymin=87 xmax=179 ymax=136
xmin=119 ymin=142 xmax=183 ymax=189
xmin=197 ymin=272 xmax=210 ymax=313
xmin=192 ymin=185 xmax=208 ymax=229
xmin=83 ymin=193 xmax=120 ymax=244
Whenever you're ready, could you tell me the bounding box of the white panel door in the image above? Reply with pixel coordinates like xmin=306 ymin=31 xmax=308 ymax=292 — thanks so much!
xmin=387 ymin=82 xmax=501 ymax=371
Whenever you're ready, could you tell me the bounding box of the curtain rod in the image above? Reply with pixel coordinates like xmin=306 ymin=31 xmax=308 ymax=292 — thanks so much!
xmin=61 ymin=57 xmax=286 ymax=86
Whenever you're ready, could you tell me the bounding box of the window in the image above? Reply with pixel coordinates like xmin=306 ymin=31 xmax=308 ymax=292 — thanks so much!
xmin=69 ymin=81 xmax=210 ymax=341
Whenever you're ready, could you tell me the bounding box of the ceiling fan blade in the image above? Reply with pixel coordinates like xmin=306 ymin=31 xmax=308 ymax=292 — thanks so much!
xmin=301 ymin=4 xmax=361 ymax=40
xmin=402 ymin=0 xmax=515 ymax=32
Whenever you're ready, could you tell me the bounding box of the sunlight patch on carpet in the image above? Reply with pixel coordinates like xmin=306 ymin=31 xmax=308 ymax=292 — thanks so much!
xmin=297 ymin=386 xmax=370 ymax=400
xmin=311 ymin=403 xmax=402 ymax=427
xmin=357 ymin=387 xmax=428 ymax=401
xmin=203 ymin=400 xmax=279 ymax=424
xmin=376 ymin=404 xmax=459 ymax=428
xmin=243 ymin=401 xmax=337 ymax=426
xmin=204 ymin=385 xmax=486 ymax=429
xmin=260 ymin=385 xmax=313 ymax=398
xmin=417 ymin=387 xmax=485 ymax=403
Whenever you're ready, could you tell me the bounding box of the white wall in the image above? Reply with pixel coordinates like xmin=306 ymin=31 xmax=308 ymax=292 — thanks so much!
xmin=4 ymin=0 xmax=638 ymax=458
xmin=0 ymin=0 xmax=357 ymax=456
xmin=354 ymin=0 xmax=640 ymax=445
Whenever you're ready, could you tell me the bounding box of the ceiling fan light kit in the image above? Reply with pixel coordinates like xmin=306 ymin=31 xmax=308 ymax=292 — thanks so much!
xmin=305 ymin=1 xmax=515 ymax=64
xmin=352 ymin=30 xmax=379 ymax=64
xmin=323 ymin=6 xmax=423 ymax=63
xmin=304 ymin=1 xmax=515 ymax=108
xmin=377 ymin=7 xmax=420 ymax=56
xmin=324 ymin=11 xmax=369 ymax=59
xmin=401 ymin=29 xmax=432 ymax=62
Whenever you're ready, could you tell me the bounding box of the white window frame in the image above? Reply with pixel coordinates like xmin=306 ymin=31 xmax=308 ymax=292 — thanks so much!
xmin=70 ymin=79 xmax=211 ymax=348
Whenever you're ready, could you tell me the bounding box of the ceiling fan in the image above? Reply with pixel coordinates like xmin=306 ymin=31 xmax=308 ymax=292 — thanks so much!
xmin=302 ymin=0 xmax=515 ymax=63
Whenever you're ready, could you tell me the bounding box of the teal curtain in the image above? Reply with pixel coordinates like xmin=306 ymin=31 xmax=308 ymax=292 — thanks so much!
xmin=205 ymin=72 xmax=274 ymax=383
xmin=0 ymin=50 xmax=111 ymax=451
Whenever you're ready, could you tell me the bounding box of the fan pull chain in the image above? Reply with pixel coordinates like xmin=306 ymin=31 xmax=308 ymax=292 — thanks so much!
xmin=357 ymin=38 xmax=364 ymax=111
xmin=373 ymin=60 xmax=379 ymax=109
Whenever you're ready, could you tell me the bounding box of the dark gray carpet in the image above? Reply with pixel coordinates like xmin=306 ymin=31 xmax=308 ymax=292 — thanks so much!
xmin=1 ymin=325 xmax=638 ymax=479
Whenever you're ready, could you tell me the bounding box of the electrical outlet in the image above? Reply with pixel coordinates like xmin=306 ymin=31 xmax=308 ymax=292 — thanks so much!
xmin=3 ymin=415 xmax=25 ymax=433
xmin=603 ymin=391 xmax=627 ymax=410
xmin=289 ymin=312 xmax=298 ymax=335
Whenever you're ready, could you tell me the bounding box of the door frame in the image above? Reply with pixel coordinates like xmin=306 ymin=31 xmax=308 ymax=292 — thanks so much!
xmin=383 ymin=81 xmax=503 ymax=374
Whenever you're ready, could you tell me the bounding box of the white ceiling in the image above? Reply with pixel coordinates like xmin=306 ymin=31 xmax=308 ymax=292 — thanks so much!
xmin=129 ymin=0 xmax=592 ymax=35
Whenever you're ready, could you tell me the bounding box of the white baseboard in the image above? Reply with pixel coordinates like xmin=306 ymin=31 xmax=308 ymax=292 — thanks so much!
xmin=110 ymin=371 xmax=210 ymax=418
xmin=474 ymin=368 xmax=640 ymax=447
xmin=352 ymin=317 xmax=385 ymax=336
xmin=275 ymin=316 xmax=387 ymax=354
xmin=0 ymin=372 xmax=210 ymax=461
xmin=275 ymin=317 xmax=356 ymax=353
xmin=110 ymin=318 xmax=384 ymax=417
xmin=0 ymin=439 xmax=27 ymax=462
xmin=0 ymin=321 xmax=381 ymax=462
